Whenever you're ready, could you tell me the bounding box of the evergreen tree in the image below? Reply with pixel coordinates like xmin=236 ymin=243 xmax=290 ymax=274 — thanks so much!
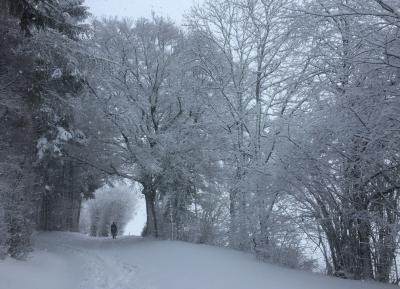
xmin=3 ymin=0 xmax=89 ymax=37
xmin=0 ymin=0 xmax=90 ymax=258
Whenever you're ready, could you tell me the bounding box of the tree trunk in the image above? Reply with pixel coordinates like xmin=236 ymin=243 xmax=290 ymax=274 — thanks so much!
xmin=229 ymin=187 xmax=238 ymax=247
xmin=143 ymin=183 xmax=158 ymax=237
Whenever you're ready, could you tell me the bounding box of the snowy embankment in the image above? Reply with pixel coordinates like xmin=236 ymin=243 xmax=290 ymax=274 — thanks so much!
xmin=0 ymin=232 xmax=395 ymax=289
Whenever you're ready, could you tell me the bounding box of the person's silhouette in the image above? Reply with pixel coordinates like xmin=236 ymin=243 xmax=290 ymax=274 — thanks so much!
xmin=111 ymin=222 xmax=118 ymax=239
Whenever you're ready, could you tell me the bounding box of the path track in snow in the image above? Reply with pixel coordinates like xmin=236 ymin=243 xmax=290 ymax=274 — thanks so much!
xmin=36 ymin=233 xmax=151 ymax=289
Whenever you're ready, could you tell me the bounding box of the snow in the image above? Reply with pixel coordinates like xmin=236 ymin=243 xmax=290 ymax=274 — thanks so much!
xmin=56 ymin=126 xmax=73 ymax=142
xmin=0 ymin=247 xmax=75 ymax=289
xmin=51 ymin=68 xmax=63 ymax=79
xmin=36 ymin=136 xmax=48 ymax=160
xmin=0 ymin=232 xmax=395 ymax=289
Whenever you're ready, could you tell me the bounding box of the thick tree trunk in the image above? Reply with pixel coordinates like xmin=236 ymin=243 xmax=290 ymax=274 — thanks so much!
xmin=142 ymin=182 xmax=158 ymax=237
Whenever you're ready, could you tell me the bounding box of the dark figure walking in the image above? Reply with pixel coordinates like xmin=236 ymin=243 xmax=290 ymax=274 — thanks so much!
xmin=111 ymin=222 xmax=118 ymax=239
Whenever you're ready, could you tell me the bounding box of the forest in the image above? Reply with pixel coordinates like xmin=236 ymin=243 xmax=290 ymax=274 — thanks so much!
xmin=0 ymin=0 xmax=400 ymax=285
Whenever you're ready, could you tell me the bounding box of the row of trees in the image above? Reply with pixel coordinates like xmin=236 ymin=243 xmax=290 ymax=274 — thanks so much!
xmin=76 ymin=0 xmax=399 ymax=281
xmin=80 ymin=181 xmax=137 ymax=237
xmin=0 ymin=0 xmax=104 ymax=258
xmin=1 ymin=0 xmax=400 ymax=284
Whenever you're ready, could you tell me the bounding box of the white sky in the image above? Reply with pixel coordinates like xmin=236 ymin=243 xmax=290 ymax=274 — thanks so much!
xmin=85 ymin=0 xmax=203 ymax=24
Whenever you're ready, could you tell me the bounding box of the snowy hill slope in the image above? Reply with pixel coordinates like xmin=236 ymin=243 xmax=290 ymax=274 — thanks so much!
xmin=0 ymin=232 xmax=395 ymax=289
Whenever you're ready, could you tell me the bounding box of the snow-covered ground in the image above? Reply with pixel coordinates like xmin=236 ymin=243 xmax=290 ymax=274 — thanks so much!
xmin=0 ymin=232 xmax=395 ymax=289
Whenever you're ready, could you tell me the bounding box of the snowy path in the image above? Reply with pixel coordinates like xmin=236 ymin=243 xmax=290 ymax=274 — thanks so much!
xmin=0 ymin=232 xmax=396 ymax=289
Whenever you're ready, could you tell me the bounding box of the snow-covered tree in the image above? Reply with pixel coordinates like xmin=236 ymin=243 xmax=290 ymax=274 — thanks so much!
xmin=1 ymin=0 xmax=89 ymax=37
xmin=72 ymin=16 xmax=222 ymax=239
xmin=276 ymin=0 xmax=400 ymax=281
xmin=187 ymin=0 xmax=310 ymax=252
